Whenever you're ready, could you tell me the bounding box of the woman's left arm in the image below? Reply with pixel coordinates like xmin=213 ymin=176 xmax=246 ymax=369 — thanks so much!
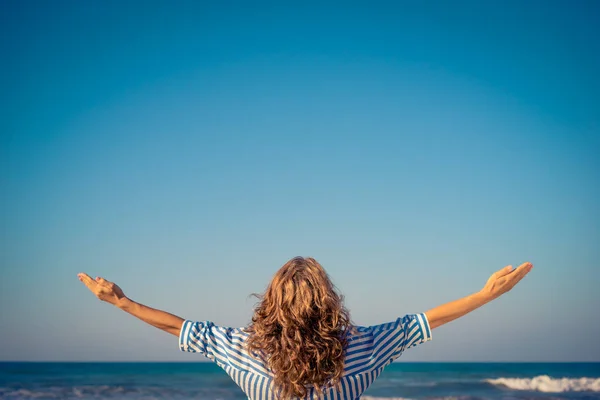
xmin=78 ymin=273 xmax=184 ymax=336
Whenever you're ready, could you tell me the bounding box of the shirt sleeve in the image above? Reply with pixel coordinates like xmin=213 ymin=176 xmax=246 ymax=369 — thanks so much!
xmin=389 ymin=313 xmax=432 ymax=361
xmin=364 ymin=313 xmax=432 ymax=367
xmin=178 ymin=320 xmax=239 ymax=368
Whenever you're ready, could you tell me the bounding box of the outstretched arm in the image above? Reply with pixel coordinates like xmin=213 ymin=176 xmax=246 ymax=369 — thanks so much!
xmin=78 ymin=273 xmax=184 ymax=336
xmin=425 ymin=262 xmax=533 ymax=330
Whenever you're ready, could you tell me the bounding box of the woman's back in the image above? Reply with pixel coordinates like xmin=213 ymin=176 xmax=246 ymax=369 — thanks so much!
xmin=179 ymin=313 xmax=432 ymax=400
xmin=243 ymin=257 xmax=352 ymax=398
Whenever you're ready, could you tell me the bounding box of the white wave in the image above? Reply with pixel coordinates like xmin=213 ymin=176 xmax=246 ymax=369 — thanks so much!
xmin=362 ymin=397 xmax=471 ymax=400
xmin=362 ymin=397 xmax=414 ymax=400
xmin=486 ymin=375 xmax=600 ymax=392
xmin=0 ymin=388 xmax=60 ymax=398
xmin=0 ymin=385 xmax=129 ymax=398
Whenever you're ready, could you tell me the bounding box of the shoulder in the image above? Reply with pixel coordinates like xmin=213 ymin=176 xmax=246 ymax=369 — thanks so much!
xmin=209 ymin=323 xmax=250 ymax=341
xmin=350 ymin=318 xmax=404 ymax=336
xmin=181 ymin=321 xmax=249 ymax=343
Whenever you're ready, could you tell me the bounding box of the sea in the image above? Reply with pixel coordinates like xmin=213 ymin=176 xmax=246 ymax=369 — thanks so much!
xmin=0 ymin=362 xmax=598 ymax=400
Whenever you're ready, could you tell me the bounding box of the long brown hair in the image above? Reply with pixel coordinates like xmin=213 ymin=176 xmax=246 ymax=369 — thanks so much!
xmin=245 ymin=257 xmax=351 ymax=399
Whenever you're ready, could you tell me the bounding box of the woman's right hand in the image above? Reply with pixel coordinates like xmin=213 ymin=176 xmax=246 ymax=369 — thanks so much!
xmin=425 ymin=262 xmax=534 ymax=330
xmin=480 ymin=262 xmax=533 ymax=301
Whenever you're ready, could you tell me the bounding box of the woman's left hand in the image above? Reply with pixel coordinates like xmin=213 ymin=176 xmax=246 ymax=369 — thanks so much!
xmin=78 ymin=273 xmax=126 ymax=306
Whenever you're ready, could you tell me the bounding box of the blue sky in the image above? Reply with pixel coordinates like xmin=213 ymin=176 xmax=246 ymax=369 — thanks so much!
xmin=1 ymin=1 xmax=598 ymax=362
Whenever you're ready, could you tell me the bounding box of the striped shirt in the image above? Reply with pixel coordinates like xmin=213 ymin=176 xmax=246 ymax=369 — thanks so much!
xmin=179 ymin=313 xmax=432 ymax=400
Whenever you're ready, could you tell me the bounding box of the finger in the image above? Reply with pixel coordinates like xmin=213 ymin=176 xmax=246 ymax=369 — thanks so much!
xmin=78 ymin=272 xmax=94 ymax=282
xmin=78 ymin=273 xmax=98 ymax=289
xmin=96 ymin=277 xmax=112 ymax=288
xmin=509 ymin=262 xmax=533 ymax=284
xmin=519 ymin=261 xmax=533 ymax=269
xmin=514 ymin=262 xmax=533 ymax=277
xmin=495 ymin=265 xmax=514 ymax=278
xmin=520 ymin=262 xmax=533 ymax=276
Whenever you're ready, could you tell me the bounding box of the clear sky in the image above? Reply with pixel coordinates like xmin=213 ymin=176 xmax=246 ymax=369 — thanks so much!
xmin=1 ymin=1 xmax=598 ymax=362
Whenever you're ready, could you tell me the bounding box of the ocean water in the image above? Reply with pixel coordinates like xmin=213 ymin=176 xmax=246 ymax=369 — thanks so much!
xmin=0 ymin=362 xmax=598 ymax=400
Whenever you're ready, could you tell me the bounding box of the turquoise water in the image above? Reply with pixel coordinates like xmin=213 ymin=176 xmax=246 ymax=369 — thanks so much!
xmin=1 ymin=362 xmax=599 ymax=399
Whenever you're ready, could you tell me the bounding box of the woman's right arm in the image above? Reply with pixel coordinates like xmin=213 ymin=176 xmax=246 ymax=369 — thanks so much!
xmin=78 ymin=273 xmax=184 ymax=336
xmin=425 ymin=262 xmax=533 ymax=330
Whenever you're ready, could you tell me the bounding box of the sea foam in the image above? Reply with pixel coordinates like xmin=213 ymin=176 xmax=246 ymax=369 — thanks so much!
xmin=486 ymin=375 xmax=600 ymax=392
xmin=362 ymin=397 xmax=414 ymax=400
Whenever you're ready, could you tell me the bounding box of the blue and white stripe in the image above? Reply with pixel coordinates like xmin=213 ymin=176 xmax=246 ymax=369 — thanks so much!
xmin=179 ymin=313 xmax=432 ymax=400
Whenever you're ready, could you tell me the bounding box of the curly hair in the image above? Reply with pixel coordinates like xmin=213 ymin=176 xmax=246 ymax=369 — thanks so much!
xmin=245 ymin=257 xmax=351 ymax=399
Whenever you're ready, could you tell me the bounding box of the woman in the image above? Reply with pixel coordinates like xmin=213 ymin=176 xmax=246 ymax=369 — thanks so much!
xmin=78 ymin=256 xmax=533 ymax=400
